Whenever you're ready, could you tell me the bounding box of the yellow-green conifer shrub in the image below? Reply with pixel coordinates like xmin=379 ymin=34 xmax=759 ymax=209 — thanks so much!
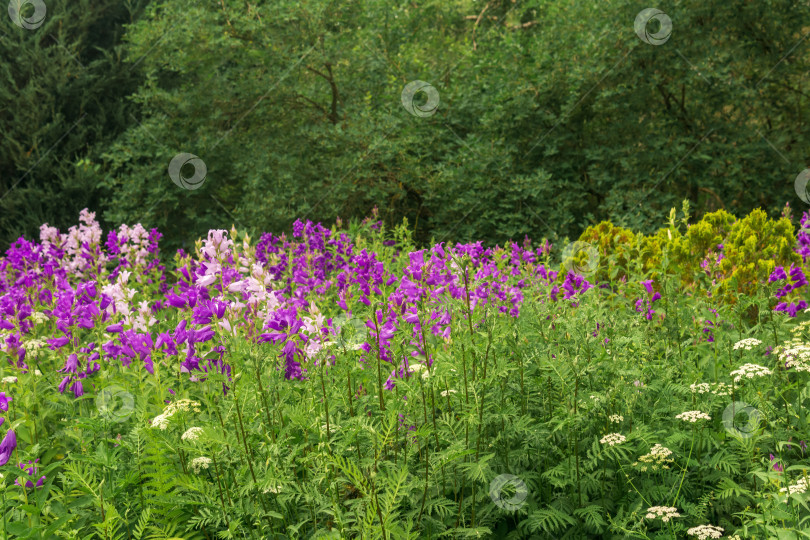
xmin=715 ymin=208 xmax=800 ymax=301
xmin=576 ymin=221 xmax=638 ymax=282
xmin=669 ymin=209 xmax=736 ymax=271
xmin=639 ymin=226 xmax=679 ymax=281
xmin=573 ymin=208 xmax=801 ymax=306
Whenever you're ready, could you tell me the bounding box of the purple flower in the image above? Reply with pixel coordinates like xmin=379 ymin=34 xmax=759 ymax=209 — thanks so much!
xmin=60 ymin=353 xmax=80 ymax=374
xmin=0 ymin=392 xmax=11 ymax=411
xmin=0 ymin=429 xmax=16 ymax=466
xmin=770 ymin=454 xmax=783 ymax=473
xmin=47 ymin=336 xmax=70 ymax=349
xmin=15 ymin=459 xmax=46 ymax=489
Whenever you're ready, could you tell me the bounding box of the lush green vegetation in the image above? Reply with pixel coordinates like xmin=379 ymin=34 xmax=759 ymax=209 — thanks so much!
xmin=1 ymin=205 xmax=810 ymax=538
xmin=2 ymin=0 xmax=809 ymax=250
xmin=3 ymin=1 xmax=810 ymax=538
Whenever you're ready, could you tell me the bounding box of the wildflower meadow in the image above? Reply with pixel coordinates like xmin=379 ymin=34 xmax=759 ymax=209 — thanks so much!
xmin=0 ymin=202 xmax=808 ymax=539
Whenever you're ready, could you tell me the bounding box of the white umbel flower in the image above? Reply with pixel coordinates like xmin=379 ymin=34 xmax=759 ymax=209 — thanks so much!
xmin=733 ymin=338 xmax=762 ymax=350
xmin=189 ymin=457 xmax=212 ymax=474
xmin=181 ymin=427 xmax=204 ymax=441
xmin=645 ymin=506 xmax=680 ymax=523
xmin=676 ymin=410 xmax=711 ymax=423
xmin=780 ymin=477 xmax=809 ymax=495
xmin=599 ymin=433 xmax=626 ymax=446
xmin=608 ymin=414 xmax=623 ymax=423
xmin=730 ymin=363 xmax=772 ymax=383
xmin=689 ymin=382 xmax=732 ymax=396
xmin=634 ymin=444 xmax=674 ymax=471
xmin=1 ymin=377 xmax=16 ymax=384
xmin=151 ymin=399 xmax=202 ymax=429
xmin=686 ymin=524 xmax=724 ymax=539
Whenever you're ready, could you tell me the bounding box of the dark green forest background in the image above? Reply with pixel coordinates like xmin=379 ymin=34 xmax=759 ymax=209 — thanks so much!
xmin=2 ymin=0 xmax=808 ymax=252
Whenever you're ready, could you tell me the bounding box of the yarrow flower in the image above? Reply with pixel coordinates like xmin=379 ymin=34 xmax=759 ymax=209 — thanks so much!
xmin=633 ymin=444 xmax=674 ymax=471
xmin=774 ymin=335 xmax=810 ymax=372
xmin=151 ymin=399 xmax=202 ymax=430
xmin=730 ymin=363 xmax=772 ymax=383
xmin=608 ymin=414 xmax=623 ymax=424
xmin=686 ymin=525 xmax=724 ymax=539
xmin=676 ymin=410 xmax=711 ymax=423
xmin=644 ymin=506 xmax=680 ymax=522
xmin=733 ymin=338 xmax=762 ymax=350
xmin=780 ymin=476 xmax=809 ymax=495
xmin=1 ymin=377 xmax=16 ymax=384
xmin=440 ymin=389 xmax=457 ymax=397
xmin=181 ymin=427 xmax=204 ymax=441
xmin=689 ymin=381 xmax=732 ymax=396
xmin=189 ymin=456 xmax=212 ymax=474
xmin=599 ymin=433 xmax=626 ymax=446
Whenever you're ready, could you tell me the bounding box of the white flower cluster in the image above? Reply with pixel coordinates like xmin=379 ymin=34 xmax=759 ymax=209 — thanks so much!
xmin=733 ymin=338 xmax=762 ymax=350
xmin=440 ymin=389 xmax=457 ymax=397
xmin=25 ymin=338 xmax=46 ymax=351
xmin=1 ymin=377 xmax=16 ymax=384
xmin=690 ymin=382 xmax=710 ymax=394
xmin=776 ymin=339 xmax=810 ymax=372
xmin=181 ymin=427 xmax=204 ymax=442
xmin=644 ymin=506 xmax=680 ymax=522
xmin=409 ymin=363 xmax=431 ymax=379
xmin=608 ymin=414 xmax=623 ymax=424
xmin=686 ymin=525 xmax=724 ymax=539
xmin=730 ymin=363 xmax=772 ymax=383
xmin=263 ymin=484 xmax=283 ymax=494
xmin=633 ymin=444 xmax=674 ymax=471
xmin=599 ymin=433 xmax=626 ymax=446
xmin=189 ymin=456 xmax=212 ymax=474
xmin=30 ymin=312 xmax=49 ymax=325
xmin=151 ymin=399 xmax=202 ymax=430
xmin=676 ymin=410 xmax=711 ymax=423
xmin=690 ymin=382 xmax=733 ymax=396
xmin=780 ymin=476 xmax=809 ymax=495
